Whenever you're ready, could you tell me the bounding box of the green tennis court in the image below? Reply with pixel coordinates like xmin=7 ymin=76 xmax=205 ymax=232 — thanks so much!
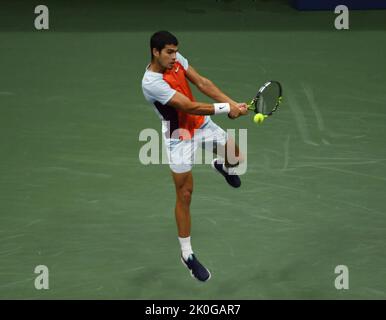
xmin=1 ymin=0 xmax=386 ymax=299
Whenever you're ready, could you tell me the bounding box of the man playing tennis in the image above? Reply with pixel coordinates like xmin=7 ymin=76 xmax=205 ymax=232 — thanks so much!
xmin=142 ymin=31 xmax=248 ymax=282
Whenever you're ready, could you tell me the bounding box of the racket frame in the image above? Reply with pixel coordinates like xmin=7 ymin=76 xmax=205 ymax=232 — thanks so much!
xmin=247 ymin=80 xmax=283 ymax=116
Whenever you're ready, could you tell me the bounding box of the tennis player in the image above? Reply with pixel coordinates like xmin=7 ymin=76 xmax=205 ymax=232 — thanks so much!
xmin=142 ymin=31 xmax=247 ymax=282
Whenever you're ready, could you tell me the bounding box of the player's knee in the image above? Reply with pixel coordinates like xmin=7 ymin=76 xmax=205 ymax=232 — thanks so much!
xmin=177 ymin=187 xmax=193 ymax=204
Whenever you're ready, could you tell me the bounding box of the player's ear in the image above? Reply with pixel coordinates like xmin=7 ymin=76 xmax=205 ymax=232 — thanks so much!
xmin=152 ymin=48 xmax=160 ymax=58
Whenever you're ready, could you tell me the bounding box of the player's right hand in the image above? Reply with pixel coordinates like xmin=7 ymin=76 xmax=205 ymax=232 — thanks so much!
xmin=228 ymin=103 xmax=248 ymax=119
xmin=238 ymin=103 xmax=248 ymax=115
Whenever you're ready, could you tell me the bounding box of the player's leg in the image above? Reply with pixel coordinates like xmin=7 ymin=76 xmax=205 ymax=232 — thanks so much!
xmin=171 ymin=170 xmax=193 ymax=240
xmin=224 ymin=136 xmax=244 ymax=168
xmin=166 ymin=135 xmax=211 ymax=282
xmin=202 ymin=118 xmax=243 ymax=187
xmin=171 ymin=170 xmax=211 ymax=282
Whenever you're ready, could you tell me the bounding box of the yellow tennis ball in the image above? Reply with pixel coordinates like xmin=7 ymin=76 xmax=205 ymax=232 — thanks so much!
xmin=254 ymin=113 xmax=265 ymax=124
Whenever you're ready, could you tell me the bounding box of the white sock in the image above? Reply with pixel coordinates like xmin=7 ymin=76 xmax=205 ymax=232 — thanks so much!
xmin=223 ymin=163 xmax=238 ymax=175
xmin=178 ymin=236 xmax=193 ymax=261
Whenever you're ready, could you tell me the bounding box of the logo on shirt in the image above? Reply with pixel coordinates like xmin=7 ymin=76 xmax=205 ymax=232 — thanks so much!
xmin=175 ymin=66 xmax=180 ymax=73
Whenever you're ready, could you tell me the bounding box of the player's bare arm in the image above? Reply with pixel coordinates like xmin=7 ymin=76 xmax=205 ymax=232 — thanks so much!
xmin=186 ymin=65 xmax=248 ymax=116
xmin=168 ymin=91 xmax=245 ymax=119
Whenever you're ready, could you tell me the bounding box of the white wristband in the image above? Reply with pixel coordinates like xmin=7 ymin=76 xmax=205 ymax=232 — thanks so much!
xmin=213 ymin=103 xmax=230 ymax=115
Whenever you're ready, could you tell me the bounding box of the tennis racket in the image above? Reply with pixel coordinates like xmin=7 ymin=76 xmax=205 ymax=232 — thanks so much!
xmin=247 ymin=80 xmax=283 ymax=123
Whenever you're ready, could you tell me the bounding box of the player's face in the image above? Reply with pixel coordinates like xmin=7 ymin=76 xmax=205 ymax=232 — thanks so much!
xmin=156 ymin=44 xmax=178 ymax=70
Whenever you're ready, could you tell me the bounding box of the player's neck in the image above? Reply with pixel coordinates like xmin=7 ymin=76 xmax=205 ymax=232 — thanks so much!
xmin=149 ymin=60 xmax=166 ymax=74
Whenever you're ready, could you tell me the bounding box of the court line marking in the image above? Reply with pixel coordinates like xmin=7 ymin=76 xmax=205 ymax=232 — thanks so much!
xmin=309 ymin=165 xmax=386 ymax=182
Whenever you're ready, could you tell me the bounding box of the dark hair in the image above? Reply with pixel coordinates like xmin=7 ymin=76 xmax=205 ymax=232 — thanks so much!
xmin=150 ymin=31 xmax=178 ymax=59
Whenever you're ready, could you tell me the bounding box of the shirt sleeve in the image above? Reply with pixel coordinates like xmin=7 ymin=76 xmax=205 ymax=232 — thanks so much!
xmin=142 ymin=77 xmax=176 ymax=105
xmin=176 ymin=52 xmax=189 ymax=71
